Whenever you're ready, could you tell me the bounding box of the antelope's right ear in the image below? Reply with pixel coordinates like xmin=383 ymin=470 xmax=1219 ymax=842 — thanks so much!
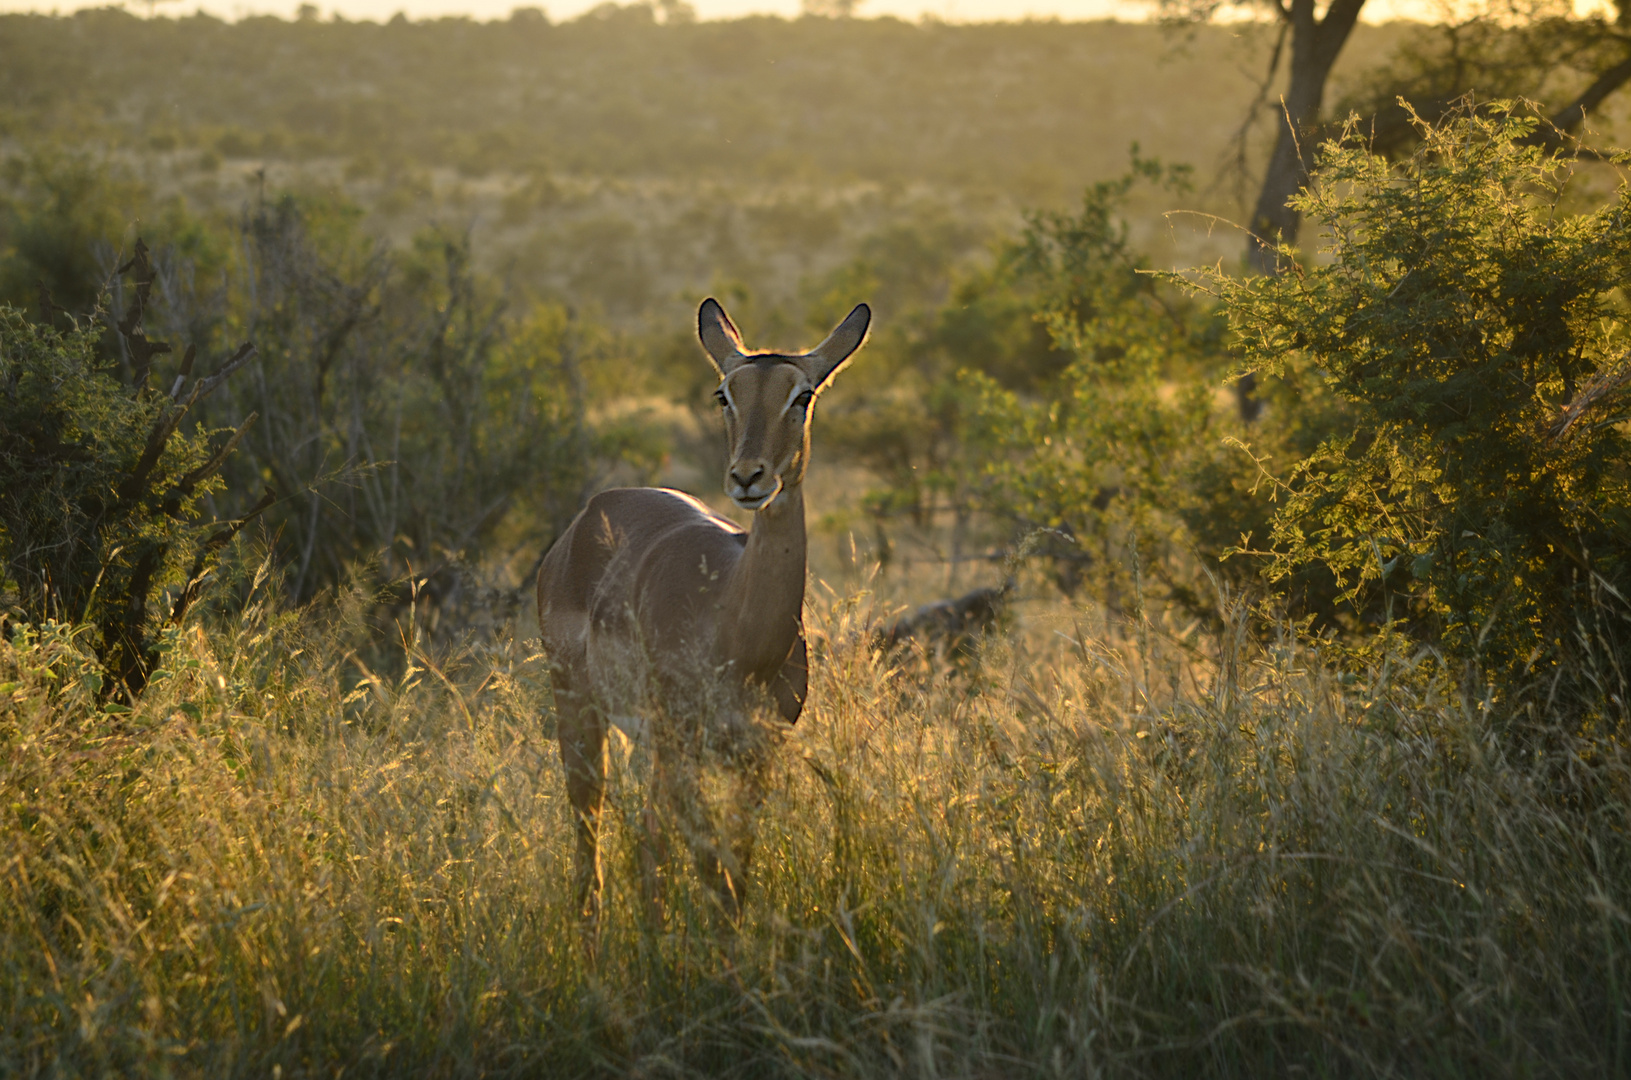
xmin=698 ymin=297 xmax=747 ymax=376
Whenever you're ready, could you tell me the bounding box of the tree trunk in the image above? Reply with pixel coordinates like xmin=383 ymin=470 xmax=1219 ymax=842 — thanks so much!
xmin=1246 ymin=0 xmax=1368 ymax=274
xmin=1238 ymin=0 xmax=1366 ymax=420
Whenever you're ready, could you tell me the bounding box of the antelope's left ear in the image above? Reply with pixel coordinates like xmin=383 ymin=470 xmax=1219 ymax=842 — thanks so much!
xmin=802 ymin=303 xmax=870 ymax=391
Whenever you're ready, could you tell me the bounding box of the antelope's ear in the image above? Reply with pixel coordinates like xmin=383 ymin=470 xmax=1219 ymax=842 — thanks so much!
xmin=698 ymin=297 xmax=748 ymax=376
xmin=803 ymin=303 xmax=870 ymax=390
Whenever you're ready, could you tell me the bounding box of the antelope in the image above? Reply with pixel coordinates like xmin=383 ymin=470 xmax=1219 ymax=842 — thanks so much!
xmin=537 ymin=297 xmax=871 ymax=927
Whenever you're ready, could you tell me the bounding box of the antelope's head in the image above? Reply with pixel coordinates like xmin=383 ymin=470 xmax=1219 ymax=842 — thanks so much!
xmin=698 ymin=298 xmax=870 ymax=512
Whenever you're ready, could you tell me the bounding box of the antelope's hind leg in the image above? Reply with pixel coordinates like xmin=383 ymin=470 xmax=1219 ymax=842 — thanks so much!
xmin=556 ymin=687 xmax=608 ymax=934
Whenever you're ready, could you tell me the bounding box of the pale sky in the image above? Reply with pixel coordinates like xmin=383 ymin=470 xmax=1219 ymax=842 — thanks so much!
xmin=0 ymin=0 xmax=1150 ymax=19
xmin=0 ymin=0 xmax=1613 ymax=31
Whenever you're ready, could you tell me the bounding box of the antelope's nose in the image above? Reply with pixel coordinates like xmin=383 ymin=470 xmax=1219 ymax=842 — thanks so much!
xmin=730 ymin=465 xmax=765 ymax=491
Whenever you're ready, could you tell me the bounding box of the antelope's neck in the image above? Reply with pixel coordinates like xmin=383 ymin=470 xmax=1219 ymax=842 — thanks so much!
xmin=717 ymin=481 xmax=806 ymax=678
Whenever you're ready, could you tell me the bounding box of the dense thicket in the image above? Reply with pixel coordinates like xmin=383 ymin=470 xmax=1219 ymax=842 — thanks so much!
xmin=168 ymin=193 xmax=666 ymax=609
xmin=0 ymin=191 xmax=665 ymax=662
xmin=821 ymin=106 xmax=1631 ymax=725
xmin=1202 ymin=108 xmax=1631 ymax=715
xmin=0 ymin=247 xmax=263 ymax=698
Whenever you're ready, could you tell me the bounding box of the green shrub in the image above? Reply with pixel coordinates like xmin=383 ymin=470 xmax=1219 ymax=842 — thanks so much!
xmin=828 ymin=156 xmax=1249 ymax=611
xmin=3 ymin=160 xmax=667 ymax=632
xmin=183 ymin=195 xmax=666 ymax=613
xmin=0 ymin=151 xmax=144 ymax=317
xmin=1194 ymin=105 xmax=1631 ymax=712
xmin=965 ymin=156 xmax=1234 ymax=605
xmin=0 ymin=246 xmax=261 ymax=697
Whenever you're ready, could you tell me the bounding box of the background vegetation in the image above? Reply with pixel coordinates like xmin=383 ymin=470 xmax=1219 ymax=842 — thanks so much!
xmin=3 ymin=5 xmax=1631 ymax=1076
xmin=0 ymin=7 xmax=1429 ymax=323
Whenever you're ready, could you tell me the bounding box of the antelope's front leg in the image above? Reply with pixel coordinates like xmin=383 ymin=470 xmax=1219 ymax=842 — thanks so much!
xmin=650 ymin=732 xmax=744 ymax=922
xmin=694 ymin=713 xmax=775 ymax=923
xmin=639 ymin=750 xmax=675 ymax=928
xmin=721 ymin=737 xmax=774 ymax=921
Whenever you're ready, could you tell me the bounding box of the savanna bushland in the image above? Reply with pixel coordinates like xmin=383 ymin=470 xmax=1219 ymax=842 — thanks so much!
xmin=4 ymin=5 xmax=1631 ymax=1077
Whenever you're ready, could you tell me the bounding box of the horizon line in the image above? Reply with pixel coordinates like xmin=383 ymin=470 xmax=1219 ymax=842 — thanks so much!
xmin=0 ymin=0 xmax=1471 ymax=28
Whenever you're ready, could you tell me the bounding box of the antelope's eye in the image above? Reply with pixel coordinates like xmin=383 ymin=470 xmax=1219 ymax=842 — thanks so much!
xmin=793 ymin=390 xmax=814 ymax=410
xmin=714 ymin=389 xmax=729 ymax=408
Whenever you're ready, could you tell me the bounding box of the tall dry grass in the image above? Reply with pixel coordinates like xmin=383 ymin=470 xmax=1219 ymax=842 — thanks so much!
xmin=3 ymin=566 xmax=1629 ymax=1077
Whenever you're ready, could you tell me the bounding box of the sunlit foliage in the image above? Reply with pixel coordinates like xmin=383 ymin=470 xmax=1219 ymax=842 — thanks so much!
xmin=1194 ymin=105 xmax=1631 ymax=708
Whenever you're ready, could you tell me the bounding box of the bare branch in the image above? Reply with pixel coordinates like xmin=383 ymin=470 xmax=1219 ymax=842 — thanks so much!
xmin=1549 ymin=351 xmax=1631 ymax=444
xmin=169 ymin=343 xmax=197 ymax=400
xmin=1211 ymin=19 xmax=1291 ymax=207
xmin=114 ymin=238 xmax=172 ymax=391
xmin=118 ymin=401 xmax=190 ymax=505
xmin=190 ymin=342 xmax=258 ymax=402
xmin=164 ymin=411 xmax=260 ymax=517
xmin=118 ymin=342 xmax=257 ymax=506
xmin=169 ymin=486 xmax=279 ymax=625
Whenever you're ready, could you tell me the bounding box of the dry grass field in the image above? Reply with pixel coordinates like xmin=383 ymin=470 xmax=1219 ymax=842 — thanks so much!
xmin=4 ymin=552 xmax=1628 ymax=1077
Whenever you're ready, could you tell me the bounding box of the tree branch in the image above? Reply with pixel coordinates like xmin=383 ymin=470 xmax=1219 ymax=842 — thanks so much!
xmin=192 ymin=342 xmax=258 ymax=402
xmin=169 ymin=485 xmax=279 ymax=626
xmin=168 ymin=343 xmax=197 ymax=400
xmin=1548 ymin=50 xmax=1631 ymax=133
xmin=114 ymin=239 xmax=172 ymax=391
xmin=1361 ymin=45 xmax=1631 ymax=158
xmin=163 ymin=411 xmax=259 ymax=517
xmin=118 ymin=401 xmax=190 ymax=504
xmin=115 ymin=341 xmax=258 ymax=506
xmin=1550 ymin=350 xmax=1631 ymax=444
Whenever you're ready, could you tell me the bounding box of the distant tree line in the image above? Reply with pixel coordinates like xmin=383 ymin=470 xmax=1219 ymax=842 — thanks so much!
xmin=0 ymin=7 xmax=1405 ymax=194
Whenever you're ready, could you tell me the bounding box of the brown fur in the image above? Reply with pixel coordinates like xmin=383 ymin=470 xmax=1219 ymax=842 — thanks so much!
xmin=537 ymin=298 xmax=869 ymax=931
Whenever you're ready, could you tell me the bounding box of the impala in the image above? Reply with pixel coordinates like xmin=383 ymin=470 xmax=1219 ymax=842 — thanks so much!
xmin=537 ymin=297 xmax=870 ymax=926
